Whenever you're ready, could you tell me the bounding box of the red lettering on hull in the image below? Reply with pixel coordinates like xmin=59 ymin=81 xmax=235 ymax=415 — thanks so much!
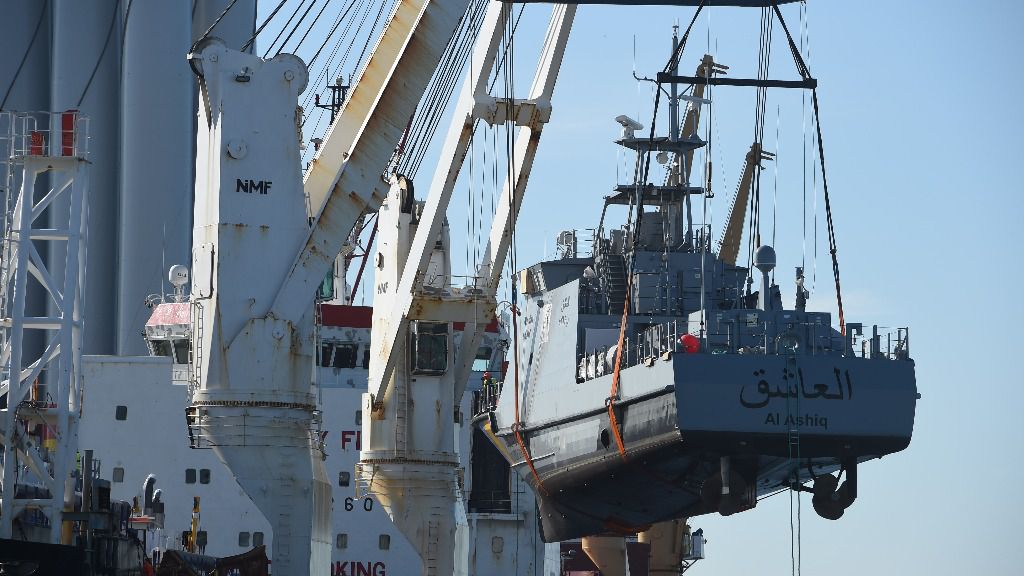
xmin=331 ymin=561 xmax=386 ymax=576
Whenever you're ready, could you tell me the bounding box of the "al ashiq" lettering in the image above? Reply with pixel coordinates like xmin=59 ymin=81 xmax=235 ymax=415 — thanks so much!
xmin=763 ymin=412 xmax=829 ymax=429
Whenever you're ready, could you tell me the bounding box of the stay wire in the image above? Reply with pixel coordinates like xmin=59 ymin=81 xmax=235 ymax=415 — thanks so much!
xmin=402 ymin=0 xmax=491 ymax=177
xmin=291 ymin=0 xmax=335 ymax=55
xmin=241 ymin=0 xmax=288 ymax=52
xmin=0 ymin=0 xmax=47 ymax=111
xmin=403 ymin=2 xmax=475 ymax=172
xmin=194 ymin=0 xmax=242 ymax=54
xmin=77 ymin=0 xmax=121 ymax=108
xmin=299 ymin=0 xmax=363 ymax=118
xmin=263 ymin=0 xmax=309 ymax=58
xmin=274 ymin=0 xmax=320 ymax=56
xmin=770 ymin=1 xmax=844 ymax=332
xmin=350 ymin=0 xmax=392 ymax=82
xmin=308 ymin=0 xmax=359 ymax=67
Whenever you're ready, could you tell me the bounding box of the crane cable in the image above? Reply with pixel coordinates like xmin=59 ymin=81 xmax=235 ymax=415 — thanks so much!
xmin=241 ymin=0 xmax=288 ymax=52
xmin=493 ymin=2 xmax=546 ymax=496
xmin=770 ymin=1 xmax=845 ymax=334
xmin=606 ymin=1 xmax=705 ymax=461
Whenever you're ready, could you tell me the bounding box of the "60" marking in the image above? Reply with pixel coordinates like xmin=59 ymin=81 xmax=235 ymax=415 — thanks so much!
xmin=344 ymin=497 xmax=373 ymax=512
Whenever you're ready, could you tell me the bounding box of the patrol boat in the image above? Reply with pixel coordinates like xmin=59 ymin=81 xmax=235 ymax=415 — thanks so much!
xmin=477 ymin=27 xmax=918 ymax=543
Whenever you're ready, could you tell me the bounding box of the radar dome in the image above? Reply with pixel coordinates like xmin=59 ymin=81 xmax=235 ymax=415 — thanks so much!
xmin=753 ymin=245 xmax=776 ymax=274
xmin=168 ymin=265 xmax=190 ymax=287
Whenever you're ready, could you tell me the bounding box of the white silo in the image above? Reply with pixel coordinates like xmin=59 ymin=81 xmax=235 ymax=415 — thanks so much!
xmin=0 ymin=1 xmax=50 ymax=113
xmin=116 ymin=0 xmax=194 ymax=355
xmin=0 ymin=1 xmax=52 ymax=360
xmin=192 ymin=0 xmax=257 ymax=51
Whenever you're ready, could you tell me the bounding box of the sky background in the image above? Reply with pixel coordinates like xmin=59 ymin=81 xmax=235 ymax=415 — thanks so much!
xmin=263 ymin=1 xmax=1023 ymax=574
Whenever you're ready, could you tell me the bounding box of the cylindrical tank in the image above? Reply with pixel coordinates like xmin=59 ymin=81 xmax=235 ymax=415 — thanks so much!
xmin=51 ymin=0 xmax=120 ymax=354
xmin=192 ymin=0 xmax=257 ymax=51
xmin=638 ymin=519 xmax=688 ymax=575
xmin=581 ymin=536 xmax=628 ymax=576
xmin=0 ymin=1 xmax=52 ymax=361
xmin=116 ymin=0 xmax=193 ymax=355
xmin=0 ymin=1 xmax=50 ymax=112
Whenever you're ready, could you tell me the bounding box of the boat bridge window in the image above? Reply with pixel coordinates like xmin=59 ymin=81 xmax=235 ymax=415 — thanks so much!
xmin=150 ymin=339 xmax=172 ymax=358
xmin=199 ymin=468 xmax=211 ymax=484
xmin=378 ymin=534 xmax=391 ymax=550
xmin=412 ymin=321 xmax=448 ymax=375
xmin=115 ymin=405 xmax=127 ymax=421
xmin=338 ymin=472 xmax=350 ymax=487
xmin=253 ymin=532 xmax=264 ymax=547
xmin=113 ymin=467 xmax=124 ymax=483
xmin=336 ymin=534 xmax=348 ymax=549
xmin=185 ymin=468 xmax=196 ymax=484
xmin=355 ymin=410 xmax=362 ymax=425
xmin=320 ymin=342 xmax=359 ymax=369
xmin=173 ymin=339 xmax=190 ymax=364
xmin=238 ymin=532 xmax=250 ymax=547
xmin=149 ymin=338 xmax=190 ymax=365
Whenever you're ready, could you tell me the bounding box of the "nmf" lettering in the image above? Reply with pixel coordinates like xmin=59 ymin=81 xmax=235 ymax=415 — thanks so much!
xmin=236 ymin=178 xmax=272 ymax=194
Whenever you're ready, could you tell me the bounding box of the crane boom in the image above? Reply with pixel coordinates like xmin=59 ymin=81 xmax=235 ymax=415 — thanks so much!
xmin=184 ymin=3 xmax=472 ymax=574
xmin=717 ymin=142 xmax=774 ymax=265
xmin=366 ymin=2 xmax=576 ymax=406
xmin=271 ymin=0 xmax=471 ymax=326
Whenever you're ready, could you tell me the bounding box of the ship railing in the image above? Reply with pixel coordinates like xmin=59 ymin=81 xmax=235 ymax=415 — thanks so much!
xmin=184 ymin=406 xmax=327 ymax=452
xmin=0 ymin=110 xmax=91 ymax=160
xmin=472 ymin=380 xmax=503 ymax=417
xmin=845 ymin=324 xmax=910 ymax=361
xmin=575 ymin=320 xmax=911 ymax=381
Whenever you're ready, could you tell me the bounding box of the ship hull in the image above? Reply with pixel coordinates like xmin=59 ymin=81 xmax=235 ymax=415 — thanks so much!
xmin=491 ymin=353 xmax=917 ymax=541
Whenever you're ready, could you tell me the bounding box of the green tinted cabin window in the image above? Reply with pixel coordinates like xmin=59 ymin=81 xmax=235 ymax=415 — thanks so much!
xmin=412 ymin=322 xmax=448 ymax=375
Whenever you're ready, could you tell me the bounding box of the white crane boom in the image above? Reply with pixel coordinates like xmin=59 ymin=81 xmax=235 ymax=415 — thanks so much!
xmin=184 ymin=2 xmax=472 ymax=574
xmin=272 ymin=0 xmax=470 ymax=325
xmin=367 ymin=2 xmax=577 ymax=407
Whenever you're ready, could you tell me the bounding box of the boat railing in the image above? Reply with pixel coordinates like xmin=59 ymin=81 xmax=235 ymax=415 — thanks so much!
xmin=0 ymin=110 xmax=91 ymax=160
xmin=472 ymin=379 xmax=503 ymax=416
xmin=575 ymin=320 xmax=911 ymax=382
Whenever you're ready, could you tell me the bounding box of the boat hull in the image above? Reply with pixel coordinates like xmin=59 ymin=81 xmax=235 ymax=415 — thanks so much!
xmin=489 ymin=353 xmax=917 ymax=541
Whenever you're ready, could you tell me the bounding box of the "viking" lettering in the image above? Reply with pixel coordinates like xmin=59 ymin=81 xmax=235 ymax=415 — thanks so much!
xmin=331 ymin=561 xmax=386 ymax=576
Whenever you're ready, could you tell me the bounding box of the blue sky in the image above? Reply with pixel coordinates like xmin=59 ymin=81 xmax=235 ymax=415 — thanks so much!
xmin=264 ymin=1 xmax=1023 ymax=573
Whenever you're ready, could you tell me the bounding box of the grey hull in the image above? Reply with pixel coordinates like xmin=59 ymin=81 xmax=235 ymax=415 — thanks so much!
xmin=492 ymin=353 xmax=916 ymax=541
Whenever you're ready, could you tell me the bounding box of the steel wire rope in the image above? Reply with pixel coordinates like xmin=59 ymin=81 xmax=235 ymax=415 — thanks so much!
xmin=262 ymin=0 xmax=309 ymax=58
xmin=746 ymin=7 xmax=773 ymax=271
xmin=194 ymin=0 xmax=242 ymax=54
xmin=773 ymin=103 xmax=779 ymax=249
xmin=400 ymin=0 xmax=521 ymax=178
xmin=769 ymin=1 xmax=844 ymax=333
xmin=348 ymin=0 xmax=393 ymax=83
xmin=328 ymin=0 xmax=377 ymax=90
xmin=290 ymin=0 xmax=335 ymax=55
xmin=300 ymin=0 xmax=375 ymax=139
xmin=401 ymin=0 xmax=491 ymax=178
xmin=400 ymin=3 xmax=477 ymax=176
xmin=301 ymin=0 xmax=393 ymax=153
xmin=77 ymin=0 xmax=121 ymax=108
xmin=273 ymin=0 xmax=320 ymax=56
xmin=0 ymin=0 xmax=47 ymax=111
xmin=299 ymin=0 xmax=365 ymax=122
xmin=298 ymin=0 xmax=384 ymax=161
xmin=241 ymin=0 xmax=288 ymax=52
xmin=307 ymin=0 xmax=359 ymax=67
